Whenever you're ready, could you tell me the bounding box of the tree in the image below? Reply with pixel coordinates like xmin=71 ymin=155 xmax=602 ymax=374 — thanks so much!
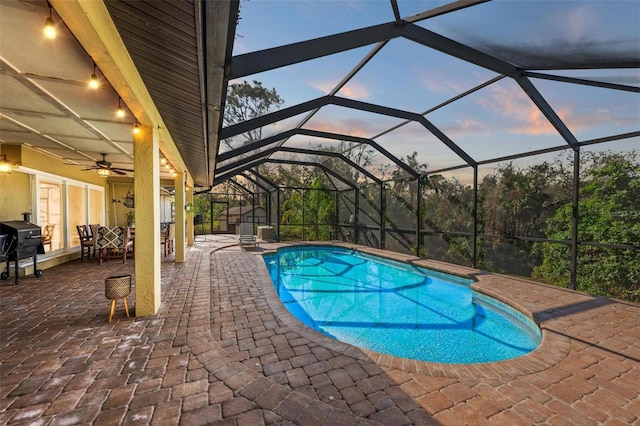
xmin=380 ymin=152 xmax=426 ymax=254
xmin=223 ymin=80 xmax=284 ymax=148
xmin=478 ymin=160 xmax=572 ymax=275
xmin=303 ymin=179 xmax=335 ymax=240
xmin=534 ymin=151 xmax=640 ymax=301
xmin=421 ymin=175 xmax=474 ymax=264
xmin=391 ymin=151 xmax=427 ymax=198
xmin=279 ymin=174 xmax=335 ymax=241
xmin=219 ymin=80 xmax=284 ymax=216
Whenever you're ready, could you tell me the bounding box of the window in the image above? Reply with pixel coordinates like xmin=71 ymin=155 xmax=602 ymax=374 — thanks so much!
xmin=33 ymin=173 xmax=104 ymax=254
xmin=39 ymin=180 xmax=63 ymax=252
xmin=68 ymin=185 xmax=87 ymax=247
xmin=89 ymin=189 xmax=103 ymax=224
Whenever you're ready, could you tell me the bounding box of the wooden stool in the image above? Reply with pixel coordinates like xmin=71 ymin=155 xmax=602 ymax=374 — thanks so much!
xmin=105 ymin=275 xmax=131 ymax=322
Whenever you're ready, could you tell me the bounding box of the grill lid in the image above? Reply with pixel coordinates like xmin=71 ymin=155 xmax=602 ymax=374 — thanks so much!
xmin=0 ymin=220 xmax=40 ymax=232
xmin=0 ymin=221 xmax=42 ymax=240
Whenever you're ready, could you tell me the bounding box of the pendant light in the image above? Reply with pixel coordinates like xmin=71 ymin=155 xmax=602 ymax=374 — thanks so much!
xmin=0 ymin=154 xmax=13 ymax=173
xmin=116 ymin=97 xmax=125 ymax=118
xmin=43 ymin=2 xmax=56 ymax=39
xmin=89 ymin=62 xmax=99 ymax=89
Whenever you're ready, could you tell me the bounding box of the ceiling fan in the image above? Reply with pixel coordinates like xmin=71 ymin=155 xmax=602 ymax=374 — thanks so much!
xmin=81 ymin=153 xmax=133 ymax=176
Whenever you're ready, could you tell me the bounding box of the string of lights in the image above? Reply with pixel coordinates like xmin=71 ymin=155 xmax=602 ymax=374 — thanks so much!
xmin=43 ymin=2 xmax=138 ymax=136
xmin=39 ymin=1 xmax=148 ymax=178
xmin=38 ymin=2 xmax=179 ymax=179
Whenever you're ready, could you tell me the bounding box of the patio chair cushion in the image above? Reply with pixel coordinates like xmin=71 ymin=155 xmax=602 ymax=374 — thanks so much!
xmin=96 ymin=226 xmax=133 ymax=264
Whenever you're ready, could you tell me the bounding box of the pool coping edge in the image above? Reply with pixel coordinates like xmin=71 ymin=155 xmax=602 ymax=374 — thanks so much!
xmin=257 ymin=242 xmax=572 ymax=379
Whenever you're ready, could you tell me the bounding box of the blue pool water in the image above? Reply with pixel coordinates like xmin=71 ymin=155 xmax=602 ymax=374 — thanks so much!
xmin=264 ymin=246 xmax=541 ymax=364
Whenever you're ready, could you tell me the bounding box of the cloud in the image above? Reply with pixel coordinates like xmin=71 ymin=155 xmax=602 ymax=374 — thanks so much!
xmin=417 ymin=69 xmax=468 ymax=95
xmin=476 ymin=83 xmax=638 ymax=137
xmin=308 ymin=78 xmax=371 ymax=100
xmin=305 ymin=117 xmax=374 ymax=138
xmin=307 ymin=79 xmax=335 ymax=95
xmin=458 ymin=118 xmax=491 ymax=135
xmin=337 ymin=83 xmax=371 ymax=100
xmin=476 ymin=84 xmax=559 ymax=135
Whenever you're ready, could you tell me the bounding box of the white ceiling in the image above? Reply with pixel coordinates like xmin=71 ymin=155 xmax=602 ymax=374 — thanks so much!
xmin=0 ymin=0 xmax=175 ymax=178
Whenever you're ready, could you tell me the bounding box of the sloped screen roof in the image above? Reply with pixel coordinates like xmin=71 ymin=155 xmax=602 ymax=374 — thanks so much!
xmin=217 ymin=0 xmax=639 ymax=187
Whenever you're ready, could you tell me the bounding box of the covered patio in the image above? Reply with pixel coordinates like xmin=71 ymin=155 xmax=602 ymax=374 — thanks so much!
xmin=1 ymin=236 xmax=638 ymax=425
xmin=1 ymin=0 xmax=639 ymax=424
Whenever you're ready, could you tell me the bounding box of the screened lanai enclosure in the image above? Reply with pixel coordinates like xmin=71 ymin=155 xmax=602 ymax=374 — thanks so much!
xmin=193 ymin=0 xmax=640 ymax=302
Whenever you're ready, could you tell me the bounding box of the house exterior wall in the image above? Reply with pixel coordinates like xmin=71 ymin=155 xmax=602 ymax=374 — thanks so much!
xmin=1 ymin=145 xmax=107 ymax=224
xmin=0 ymin=169 xmax=31 ymax=221
xmin=240 ymin=211 xmax=267 ymax=225
xmin=109 ymin=180 xmax=134 ymax=227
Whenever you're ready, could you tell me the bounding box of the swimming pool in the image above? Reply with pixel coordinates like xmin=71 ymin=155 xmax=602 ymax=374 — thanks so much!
xmin=264 ymin=246 xmax=541 ymax=364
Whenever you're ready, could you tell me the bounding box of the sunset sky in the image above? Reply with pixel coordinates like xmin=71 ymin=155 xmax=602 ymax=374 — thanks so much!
xmin=228 ymin=0 xmax=639 ymax=182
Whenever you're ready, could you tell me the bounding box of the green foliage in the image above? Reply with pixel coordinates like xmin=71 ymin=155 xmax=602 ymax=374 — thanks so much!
xmin=418 ymin=174 xmax=474 ymax=263
xmin=304 ymin=180 xmax=335 ymax=240
xmin=192 ymin=194 xmax=228 ymax=234
xmin=480 ymin=161 xmax=571 ymax=238
xmin=534 ymin=151 xmax=640 ymax=302
xmin=125 ymin=209 xmax=135 ymax=227
xmin=478 ymin=160 xmax=571 ymax=275
xmin=383 ymin=149 xmax=639 ymax=302
xmin=280 ymin=179 xmax=335 ymax=241
xmin=193 ymin=194 xmax=211 ymax=219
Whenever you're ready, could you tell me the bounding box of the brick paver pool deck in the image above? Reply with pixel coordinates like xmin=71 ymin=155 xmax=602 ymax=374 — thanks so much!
xmin=1 ymin=236 xmax=638 ymax=425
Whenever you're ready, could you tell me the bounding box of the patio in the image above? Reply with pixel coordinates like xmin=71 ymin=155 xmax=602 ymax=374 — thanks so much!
xmin=1 ymin=235 xmax=638 ymax=425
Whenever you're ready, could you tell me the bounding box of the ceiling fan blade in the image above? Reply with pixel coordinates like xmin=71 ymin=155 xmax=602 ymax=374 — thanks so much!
xmin=112 ymin=169 xmax=127 ymax=175
xmin=113 ymin=168 xmax=134 ymax=173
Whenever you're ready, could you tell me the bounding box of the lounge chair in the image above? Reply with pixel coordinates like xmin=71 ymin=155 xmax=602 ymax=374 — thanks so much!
xmin=239 ymin=223 xmax=259 ymax=250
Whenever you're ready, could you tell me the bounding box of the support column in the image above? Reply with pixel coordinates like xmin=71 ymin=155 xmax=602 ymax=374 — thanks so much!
xmin=334 ymin=191 xmax=339 ymax=241
xmin=133 ymin=124 xmax=161 ymax=316
xmin=571 ymin=148 xmax=580 ymax=290
xmin=301 ymin=189 xmax=305 ymax=241
xmin=354 ymin=188 xmax=360 ymax=244
xmin=251 ymin=192 xmax=256 ymax=228
xmin=276 ymin=188 xmax=281 ymax=242
xmin=472 ymin=165 xmax=478 ymax=268
xmin=186 ymin=186 xmax=194 ymax=246
xmin=174 ymin=171 xmax=186 ymax=262
xmin=380 ymin=183 xmax=386 ymax=250
xmin=416 ymin=178 xmax=421 ymax=256
xmin=266 ymin=190 xmax=272 ymax=226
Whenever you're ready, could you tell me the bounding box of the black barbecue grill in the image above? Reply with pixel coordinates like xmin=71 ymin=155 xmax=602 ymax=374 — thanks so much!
xmin=0 ymin=220 xmax=45 ymax=285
